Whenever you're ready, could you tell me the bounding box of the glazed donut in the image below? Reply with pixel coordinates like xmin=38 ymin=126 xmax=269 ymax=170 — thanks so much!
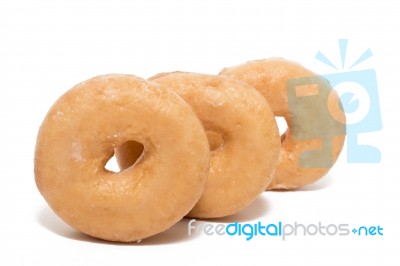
xmin=116 ymin=72 xmax=281 ymax=218
xmin=220 ymin=58 xmax=346 ymax=190
xmin=34 ymin=74 xmax=210 ymax=242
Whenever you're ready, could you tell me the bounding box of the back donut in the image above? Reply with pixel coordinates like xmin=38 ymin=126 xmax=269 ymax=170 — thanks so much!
xmin=220 ymin=58 xmax=346 ymax=190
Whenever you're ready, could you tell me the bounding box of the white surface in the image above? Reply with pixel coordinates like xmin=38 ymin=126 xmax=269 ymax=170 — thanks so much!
xmin=1 ymin=0 xmax=399 ymax=265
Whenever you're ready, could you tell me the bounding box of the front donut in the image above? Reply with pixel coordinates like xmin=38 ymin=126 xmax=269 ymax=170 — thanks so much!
xmin=34 ymin=74 xmax=210 ymax=242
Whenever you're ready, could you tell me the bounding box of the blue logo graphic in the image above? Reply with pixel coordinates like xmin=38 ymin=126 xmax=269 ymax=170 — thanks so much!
xmin=288 ymin=39 xmax=382 ymax=166
xmin=287 ymin=76 xmax=346 ymax=168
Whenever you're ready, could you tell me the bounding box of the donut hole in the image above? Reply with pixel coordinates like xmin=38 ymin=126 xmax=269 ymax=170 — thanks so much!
xmin=105 ymin=154 xmax=120 ymax=172
xmin=206 ymin=131 xmax=224 ymax=151
xmin=275 ymin=116 xmax=288 ymax=139
xmin=105 ymin=140 xmax=145 ymax=173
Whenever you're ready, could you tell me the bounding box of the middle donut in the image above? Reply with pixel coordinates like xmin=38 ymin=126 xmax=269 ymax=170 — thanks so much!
xmin=116 ymin=72 xmax=280 ymax=218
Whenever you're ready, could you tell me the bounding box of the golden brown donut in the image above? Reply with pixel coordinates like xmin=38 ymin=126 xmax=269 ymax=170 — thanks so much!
xmin=34 ymin=74 xmax=210 ymax=242
xmin=220 ymin=58 xmax=346 ymax=190
xmin=116 ymin=72 xmax=280 ymax=218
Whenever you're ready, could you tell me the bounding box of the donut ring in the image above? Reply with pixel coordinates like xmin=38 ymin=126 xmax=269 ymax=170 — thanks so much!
xmin=220 ymin=58 xmax=346 ymax=190
xmin=116 ymin=72 xmax=280 ymax=218
xmin=34 ymin=74 xmax=210 ymax=242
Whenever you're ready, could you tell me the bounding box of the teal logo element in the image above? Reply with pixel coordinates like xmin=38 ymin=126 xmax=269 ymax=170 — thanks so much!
xmin=287 ymin=76 xmax=346 ymax=168
xmin=288 ymin=39 xmax=382 ymax=167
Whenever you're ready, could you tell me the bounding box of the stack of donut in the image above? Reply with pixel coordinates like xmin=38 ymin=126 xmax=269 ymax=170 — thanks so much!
xmin=34 ymin=58 xmax=346 ymax=242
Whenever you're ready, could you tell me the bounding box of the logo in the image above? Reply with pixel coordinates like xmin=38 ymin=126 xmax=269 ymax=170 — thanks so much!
xmin=288 ymin=39 xmax=382 ymax=167
xmin=188 ymin=219 xmax=384 ymax=241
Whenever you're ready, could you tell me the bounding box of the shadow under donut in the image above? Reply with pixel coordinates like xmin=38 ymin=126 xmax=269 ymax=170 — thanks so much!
xmin=36 ymin=206 xmax=200 ymax=245
xmin=297 ymin=173 xmax=334 ymax=191
xmin=269 ymin=174 xmax=334 ymax=193
xmin=201 ymin=195 xmax=270 ymax=224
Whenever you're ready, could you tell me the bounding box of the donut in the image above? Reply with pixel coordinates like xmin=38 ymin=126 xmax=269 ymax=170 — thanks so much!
xmin=116 ymin=72 xmax=281 ymax=218
xmin=220 ymin=58 xmax=346 ymax=190
xmin=34 ymin=74 xmax=210 ymax=242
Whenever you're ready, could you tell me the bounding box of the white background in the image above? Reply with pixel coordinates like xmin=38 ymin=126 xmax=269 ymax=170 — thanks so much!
xmin=1 ymin=0 xmax=399 ymax=265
